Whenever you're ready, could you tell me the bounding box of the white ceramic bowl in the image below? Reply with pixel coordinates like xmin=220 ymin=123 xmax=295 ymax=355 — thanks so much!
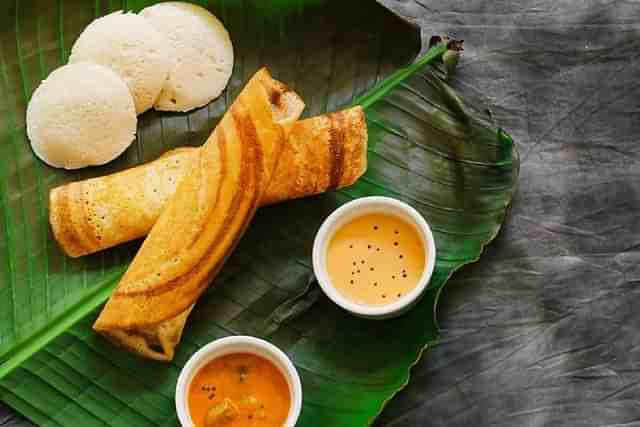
xmin=176 ymin=336 xmax=302 ymax=427
xmin=312 ymin=196 xmax=436 ymax=319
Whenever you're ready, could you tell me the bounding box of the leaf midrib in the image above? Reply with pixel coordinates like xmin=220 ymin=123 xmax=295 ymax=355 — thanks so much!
xmin=0 ymin=267 xmax=125 ymax=379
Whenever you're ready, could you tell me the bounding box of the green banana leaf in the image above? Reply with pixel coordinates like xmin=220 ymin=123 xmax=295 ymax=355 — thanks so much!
xmin=0 ymin=0 xmax=420 ymax=369
xmin=0 ymin=0 xmax=519 ymax=426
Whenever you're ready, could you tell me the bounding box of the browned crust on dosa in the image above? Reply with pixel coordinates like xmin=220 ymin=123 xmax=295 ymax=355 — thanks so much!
xmin=93 ymin=69 xmax=292 ymax=360
xmin=60 ymin=70 xmax=369 ymax=362
xmin=50 ymin=107 xmax=367 ymax=257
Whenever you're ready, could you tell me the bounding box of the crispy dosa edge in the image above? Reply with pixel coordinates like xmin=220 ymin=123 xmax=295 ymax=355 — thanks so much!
xmin=262 ymin=106 xmax=368 ymax=205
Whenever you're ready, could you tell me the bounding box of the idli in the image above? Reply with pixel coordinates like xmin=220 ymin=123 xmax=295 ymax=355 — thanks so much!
xmin=26 ymin=62 xmax=137 ymax=170
xmin=69 ymin=11 xmax=171 ymax=114
xmin=140 ymin=2 xmax=233 ymax=112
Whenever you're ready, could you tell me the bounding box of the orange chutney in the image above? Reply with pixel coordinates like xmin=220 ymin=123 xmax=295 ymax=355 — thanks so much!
xmin=188 ymin=353 xmax=290 ymax=427
xmin=326 ymin=213 xmax=426 ymax=305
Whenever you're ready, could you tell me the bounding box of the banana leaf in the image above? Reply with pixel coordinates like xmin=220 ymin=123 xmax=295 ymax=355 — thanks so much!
xmin=0 ymin=0 xmax=519 ymax=426
xmin=0 ymin=0 xmax=420 ymax=370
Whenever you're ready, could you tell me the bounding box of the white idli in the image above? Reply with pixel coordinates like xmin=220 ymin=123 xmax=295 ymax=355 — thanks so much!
xmin=69 ymin=11 xmax=171 ymax=114
xmin=26 ymin=63 xmax=137 ymax=170
xmin=140 ymin=2 xmax=233 ymax=112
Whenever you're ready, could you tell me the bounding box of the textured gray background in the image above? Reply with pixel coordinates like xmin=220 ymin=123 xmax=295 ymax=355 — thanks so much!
xmin=3 ymin=0 xmax=640 ymax=426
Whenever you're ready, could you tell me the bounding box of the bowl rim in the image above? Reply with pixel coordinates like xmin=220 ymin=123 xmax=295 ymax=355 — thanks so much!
xmin=175 ymin=335 xmax=302 ymax=427
xmin=312 ymin=196 xmax=436 ymax=318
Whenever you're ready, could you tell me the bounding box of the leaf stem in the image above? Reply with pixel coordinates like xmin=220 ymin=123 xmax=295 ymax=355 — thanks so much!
xmin=351 ymin=42 xmax=448 ymax=110
xmin=0 ymin=268 xmax=124 ymax=379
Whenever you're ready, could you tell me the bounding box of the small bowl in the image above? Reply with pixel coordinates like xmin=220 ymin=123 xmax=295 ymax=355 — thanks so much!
xmin=176 ymin=336 xmax=302 ymax=427
xmin=312 ymin=196 xmax=436 ymax=319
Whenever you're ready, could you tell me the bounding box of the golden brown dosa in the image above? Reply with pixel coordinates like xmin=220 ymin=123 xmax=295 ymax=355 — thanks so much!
xmin=50 ymin=107 xmax=367 ymax=257
xmin=93 ymin=68 xmax=291 ymax=360
xmin=92 ymin=69 xmax=367 ymax=361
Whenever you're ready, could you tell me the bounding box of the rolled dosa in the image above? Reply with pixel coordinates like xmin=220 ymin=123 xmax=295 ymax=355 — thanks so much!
xmin=93 ymin=68 xmax=291 ymax=360
xmin=50 ymin=107 xmax=367 ymax=257
xmin=93 ymin=69 xmax=368 ymax=361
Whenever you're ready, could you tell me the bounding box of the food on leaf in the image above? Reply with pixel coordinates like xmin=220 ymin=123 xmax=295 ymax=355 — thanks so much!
xmin=49 ymin=106 xmax=367 ymax=257
xmin=92 ymin=69 xmax=303 ymax=361
xmin=69 ymin=11 xmax=171 ymax=114
xmin=140 ymin=2 xmax=234 ymax=112
xmin=26 ymin=62 xmax=136 ymax=169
